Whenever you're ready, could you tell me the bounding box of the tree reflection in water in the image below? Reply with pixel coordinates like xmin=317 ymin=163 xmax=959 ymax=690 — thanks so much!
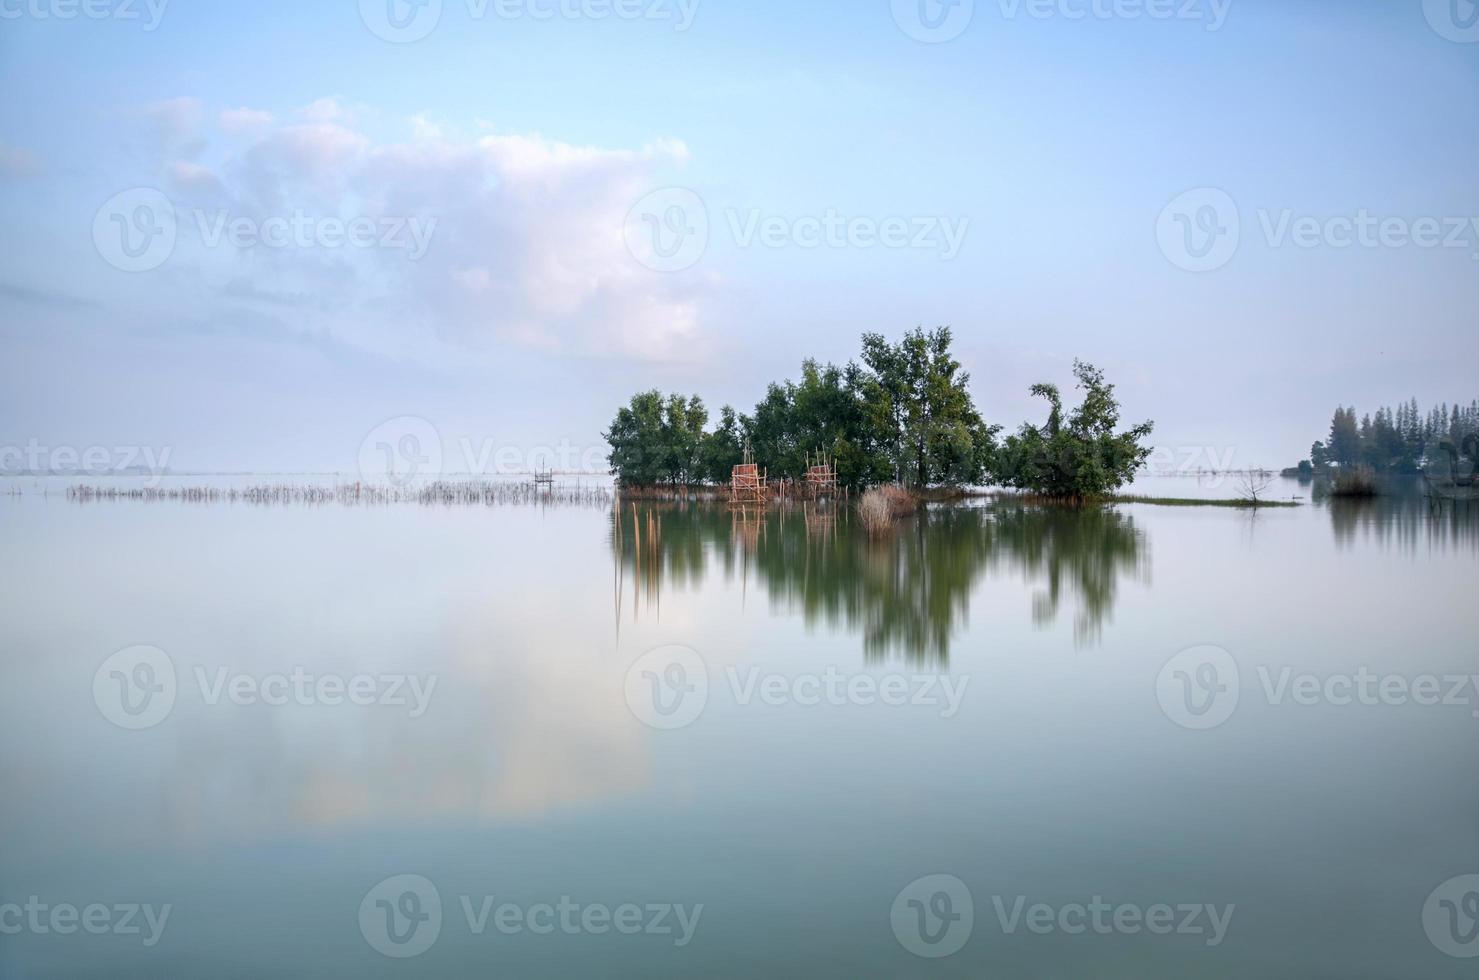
xmin=1319 ymin=475 xmax=1479 ymax=554
xmin=610 ymin=500 xmax=1149 ymax=664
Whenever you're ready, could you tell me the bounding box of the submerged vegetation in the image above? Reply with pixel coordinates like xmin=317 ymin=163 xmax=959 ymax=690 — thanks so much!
xmin=605 ymin=329 xmax=1154 ymax=501
xmin=67 ymin=481 xmax=615 ymax=507
xmin=1101 ymin=494 xmax=1299 ymax=509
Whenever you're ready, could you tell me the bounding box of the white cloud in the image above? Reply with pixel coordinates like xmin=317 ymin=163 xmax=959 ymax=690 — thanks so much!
xmin=137 ymin=99 xmax=709 ymax=364
xmin=298 ymin=97 xmax=349 ymax=124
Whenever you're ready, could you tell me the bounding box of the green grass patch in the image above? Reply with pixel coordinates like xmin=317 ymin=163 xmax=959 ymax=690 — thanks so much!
xmin=1102 ymin=494 xmax=1302 ymax=509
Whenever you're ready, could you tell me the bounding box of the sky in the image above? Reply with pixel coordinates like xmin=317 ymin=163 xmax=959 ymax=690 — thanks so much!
xmin=1 ymin=0 xmax=1476 ymax=475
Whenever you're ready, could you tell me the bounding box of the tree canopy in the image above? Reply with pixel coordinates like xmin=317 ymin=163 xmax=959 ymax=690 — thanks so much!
xmin=604 ymin=332 xmax=1152 ymax=498
xmin=993 ymin=360 xmax=1155 ymax=499
xmin=1305 ymin=400 xmax=1477 ymax=473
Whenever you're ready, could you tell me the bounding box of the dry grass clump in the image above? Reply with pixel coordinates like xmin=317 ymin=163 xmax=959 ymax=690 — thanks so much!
xmin=857 ymin=485 xmax=918 ymax=534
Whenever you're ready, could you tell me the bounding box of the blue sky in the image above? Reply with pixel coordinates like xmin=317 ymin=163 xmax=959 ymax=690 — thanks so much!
xmin=1 ymin=0 xmax=1476 ymax=473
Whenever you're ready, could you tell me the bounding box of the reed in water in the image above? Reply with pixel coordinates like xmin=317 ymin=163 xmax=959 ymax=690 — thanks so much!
xmin=66 ymin=481 xmax=614 ymax=507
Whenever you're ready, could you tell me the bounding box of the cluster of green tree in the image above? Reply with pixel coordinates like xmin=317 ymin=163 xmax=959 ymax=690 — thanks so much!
xmin=993 ymin=361 xmax=1156 ymax=498
xmin=1306 ymin=400 xmax=1479 ymax=474
xmin=604 ymin=329 xmax=1155 ymax=496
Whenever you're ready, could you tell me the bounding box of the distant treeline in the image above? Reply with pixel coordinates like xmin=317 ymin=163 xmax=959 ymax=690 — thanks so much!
xmin=604 ymin=328 xmax=1154 ymax=497
xmin=1306 ymin=400 xmax=1479 ymax=474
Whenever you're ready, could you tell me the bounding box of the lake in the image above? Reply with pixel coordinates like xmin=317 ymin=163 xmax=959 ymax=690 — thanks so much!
xmin=2 ymin=476 xmax=1477 ymax=977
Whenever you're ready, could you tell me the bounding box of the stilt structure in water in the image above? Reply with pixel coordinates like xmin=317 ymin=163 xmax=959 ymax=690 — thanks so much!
xmin=533 ymin=469 xmax=555 ymax=491
xmin=804 ymin=449 xmax=838 ymax=500
xmin=729 ymin=441 xmax=768 ymax=505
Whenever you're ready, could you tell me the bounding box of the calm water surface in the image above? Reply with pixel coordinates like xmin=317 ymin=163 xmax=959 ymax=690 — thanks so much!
xmin=2 ymin=477 xmax=1477 ymax=977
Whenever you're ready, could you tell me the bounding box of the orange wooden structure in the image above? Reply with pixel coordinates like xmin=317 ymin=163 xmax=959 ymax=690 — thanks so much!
xmin=804 ymin=450 xmax=838 ymax=499
xmin=729 ymin=443 xmax=768 ymax=504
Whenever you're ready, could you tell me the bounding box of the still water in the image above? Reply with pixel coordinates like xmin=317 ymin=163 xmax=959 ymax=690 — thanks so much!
xmin=1 ymin=478 xmax=1477 ymax=977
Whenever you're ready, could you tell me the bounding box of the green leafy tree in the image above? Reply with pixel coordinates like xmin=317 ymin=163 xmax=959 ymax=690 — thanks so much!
xmin=604 ymin=391 xmax=708 ymax=485
xmin=858 ymin=327 xmax=997 ymax=487
xmin=700 ymin=406 xmax=744 ymax=484
xmin=605 ymin=328 xmax=998 ymax=490
xmin=740 ymin=359 xmax=893 ymax=490
xmin=994 ymin=360 xmax=1154 ymax=498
